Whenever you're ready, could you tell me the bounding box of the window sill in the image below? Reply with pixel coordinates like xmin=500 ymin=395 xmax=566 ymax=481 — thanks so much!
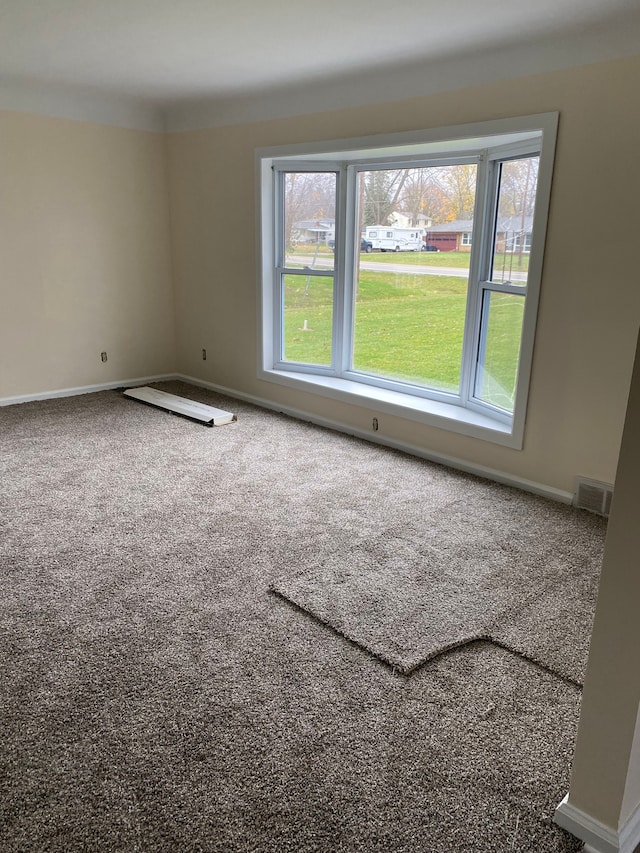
xmin=260 ymin=368 xmax=523 ymax=448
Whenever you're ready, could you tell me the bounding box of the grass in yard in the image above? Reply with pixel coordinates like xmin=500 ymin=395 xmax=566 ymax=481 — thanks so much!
xmin=286 ymin=245 xmax=530 ymax=274
xmin=284 ymin=245 xmax=335 ymax=273
xmin=371 ymin=250 xmax=530 ymax=272
xmin=283 ymin=268 xmax=523 ymax=410
xmin=282 ymin=274 xmax=334 ymax=366
xmin=352 ymin=271 xmax=467 ymax=391
xmin=372 ymin=251 xmax=472 ymax=269
xmin=475 ymin=291 xmax=525 ymax=410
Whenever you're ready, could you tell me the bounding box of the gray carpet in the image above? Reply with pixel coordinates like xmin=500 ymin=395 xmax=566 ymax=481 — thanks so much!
xmin=271 ymin=500 xmax=603 ymax=682
xmin=0 ymin=380 xmax=604 ymax=852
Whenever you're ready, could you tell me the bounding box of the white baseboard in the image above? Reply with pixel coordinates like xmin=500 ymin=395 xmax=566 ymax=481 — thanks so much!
xmin=555 ymin=794 xmax=640 ymax=853
xmin=177 ymin=373 xmax=574 ymax=505
xmin=0 ymin=374 xmax=178 ymax=408
xmin=0 ymin=371 xmax=575 ymax=505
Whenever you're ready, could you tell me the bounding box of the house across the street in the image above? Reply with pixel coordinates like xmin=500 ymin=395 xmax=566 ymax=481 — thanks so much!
xmin=425 ymin=216 xmax=534 ymax=252
xmin=292 ymin=219 xmax=335 ymax=244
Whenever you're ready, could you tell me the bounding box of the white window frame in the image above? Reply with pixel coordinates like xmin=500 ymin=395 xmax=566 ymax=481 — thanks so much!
xmin=256 ymin=113 xmax=558 ymax=449
xmin=461 ymin=232 xmax=473 ymax=246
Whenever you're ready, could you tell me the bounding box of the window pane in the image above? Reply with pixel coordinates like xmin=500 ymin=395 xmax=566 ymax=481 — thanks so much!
xmin=491 ymin=156 xmax=539 ymax=285
xmin=475 ymin=290 xmax=525 ymax=412
xmin=353 ymin=164 xmax=477 ymax=393
xmin=282 ymin=273 xmax=333 ymax=366
xmin=352 ymin=266 xmax=468 ymax=392
xmin=283 ymin=172 xmax=336 ymax=270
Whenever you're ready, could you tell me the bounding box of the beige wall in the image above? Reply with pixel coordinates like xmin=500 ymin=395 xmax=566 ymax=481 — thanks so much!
xmin=0 ymin=111 xmax=176 ymax=399
xmin=1 ymin=55 xmax=638 ymax=497
xmin=166 ymin=54 xmax=640 ymax=495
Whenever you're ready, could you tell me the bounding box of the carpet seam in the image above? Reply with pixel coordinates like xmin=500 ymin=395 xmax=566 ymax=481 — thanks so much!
xmin=269 ymin=585 xmax=584 ymax=687
xmin=268 ymin=587 xmax=415 ymax=675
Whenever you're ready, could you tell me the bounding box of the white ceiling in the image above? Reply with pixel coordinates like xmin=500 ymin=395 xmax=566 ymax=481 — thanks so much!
xmin=1 ymin=0 xmax=639 ymax=130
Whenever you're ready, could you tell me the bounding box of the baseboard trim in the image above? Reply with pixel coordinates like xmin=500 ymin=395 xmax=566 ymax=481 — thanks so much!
xmin=554 ymin=794 xmax=640 ymax=853
xmin=0 ymin=371 xmax=575 ymax=505
xmin=0 ymin=374 xmax=178 ymax=407
xmin=177 ymin=373 xmax=574 ymax=505
xmin=555 ymin=795 xmax=619 ymax=853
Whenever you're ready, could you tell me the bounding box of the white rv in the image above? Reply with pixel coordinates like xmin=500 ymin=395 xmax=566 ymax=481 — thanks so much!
xmin=364 ymin=226 xmax=425 ymax=252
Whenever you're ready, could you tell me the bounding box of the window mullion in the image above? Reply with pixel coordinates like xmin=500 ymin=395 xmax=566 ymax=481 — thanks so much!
xmin=482 ymin=280 xmax=528 ymax=296
xmin=459 ymin=152 xmax=491 ymax=406
xmin=337 ymin=165 xmax=356 ymax=376
xmin=273 ymin=170 xmax=285 ymax=365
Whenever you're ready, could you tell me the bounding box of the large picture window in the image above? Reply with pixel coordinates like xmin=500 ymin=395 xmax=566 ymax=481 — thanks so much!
xmin=258 ymin=114 xmax=557 ymax=448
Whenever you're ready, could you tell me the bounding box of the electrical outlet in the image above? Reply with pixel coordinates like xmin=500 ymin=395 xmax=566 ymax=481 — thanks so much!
xmin=100 ymin=352 xmax=108 ymax=362
xmin=202 ymin=348 xmax=207 ymax=360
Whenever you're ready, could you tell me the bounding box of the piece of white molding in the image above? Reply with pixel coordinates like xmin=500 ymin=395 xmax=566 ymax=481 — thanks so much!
xmin=123 ymin=385 xmax=235 ymax=425
xmin=0 ymin=375 xmax=178 ymax=407
xmin=554 ymin=794 xmax=640 ymax=853
xmin=177 ymin=373 xmax=574 ymax=505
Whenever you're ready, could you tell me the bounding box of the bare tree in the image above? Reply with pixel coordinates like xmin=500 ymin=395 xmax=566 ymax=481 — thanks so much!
xmin=283 ymin=172 xmax=336 ymax=250
xmin=398 ymin=166 xmax=461 ymax=225
xmin=497 ymin=157 xmax=539 ymax=217
xmin=497 ymin=157 xmax=539 ymax=266
xmin=360 ymin=169 xmax=409 ymax=227
xmin=399 ymin=168 xmax=432 ymax=226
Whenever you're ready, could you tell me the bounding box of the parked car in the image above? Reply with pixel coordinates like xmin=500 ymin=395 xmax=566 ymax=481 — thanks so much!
xmin=328 ymin=238 xmax=373 ymax=253
xmin=424 ymin=244 xmax=440 ymax=252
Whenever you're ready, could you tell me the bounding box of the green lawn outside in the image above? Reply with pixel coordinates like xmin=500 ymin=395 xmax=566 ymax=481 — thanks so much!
xmin=287 ymin=244 xmax=333 ymax=259
xmin=283 ymin=269 xmax=524 ymax=410
xmin=370 ymin=250 xmax=530 ymax=273
xmin=475 ymin=291 xmax=525 ymax=410
xmin=371 ymin=251 xmax=471 ymax=268
xmin=352 ymin=272 xmax=467 ymax=391
xmin=287 ymin=244 xmax=530 ymax=273
xmin=283 ymin=275 xmax=334 ymax=366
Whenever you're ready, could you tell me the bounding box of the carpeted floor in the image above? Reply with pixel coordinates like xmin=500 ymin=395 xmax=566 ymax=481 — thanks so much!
xmin=271 ymin=493 xmax=602 ymax=682
xmin=0 ymin=381 xmax=606 ymax=852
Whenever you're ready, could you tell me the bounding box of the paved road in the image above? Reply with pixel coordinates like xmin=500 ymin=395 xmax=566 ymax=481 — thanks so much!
xmin=289 ymin=254 xmax=528 ymax=282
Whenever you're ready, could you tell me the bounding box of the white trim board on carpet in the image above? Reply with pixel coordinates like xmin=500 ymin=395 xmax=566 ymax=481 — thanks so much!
xmin=123 ymin=386 xmax=236 ymax=426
